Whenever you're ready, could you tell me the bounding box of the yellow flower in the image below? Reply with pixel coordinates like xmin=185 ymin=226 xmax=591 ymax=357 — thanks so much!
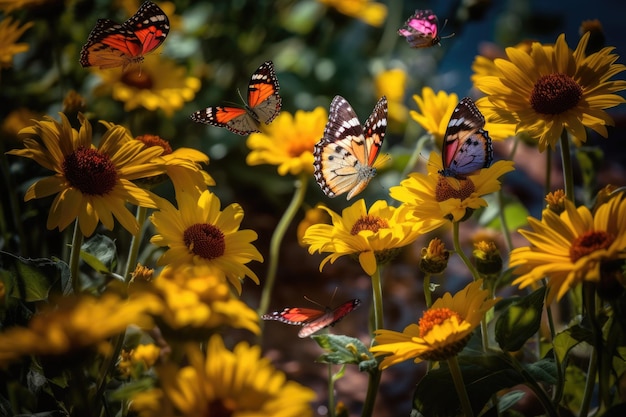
xmin=419 ymin=238 xmax=450 ymax=275
xmin=510 ymin=197 xmax=626 ymax=304
xmin=0 ymin=0 xmax=48 ymax=12
xmin=92 ymin=56 xmax=201 ymax=117
xmin=302 ymin=199 xmax=423 ymax=275
xmin=297 ymin=206 xmax=330 ymax=247
xmin=390 ymin=153 xmax=514 ymax=228
xmin=0 ymin=17 xmax=33 ymax=69
xmin=0 ymin=292 xmax=162 ymax=367
xmin=474 ymin=33 xmax=626 ymax=151
xmin=246 ymin=107 xmax=327 ymax=176
xmin=317 ymin=0 xmax=387 ymax=27
xmin=375 ymin=68 xmax=408 ymax=125
xmin=149 ymin=190 xmax=263 ymax=293
xmin=118 ymin=344 xmax=161 ymax=378
xmin=370 ymin=280 xmax=499 ymax=368
xmin=7 ymin=113 xmax=167 ymax=236
xmin=131 ymin=336 xmax=316 ymax=417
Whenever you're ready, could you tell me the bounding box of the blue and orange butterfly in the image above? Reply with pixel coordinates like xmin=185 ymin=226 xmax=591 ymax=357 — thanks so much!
xmin=80 ymin=1 xmax=169 ymax=70
xmin=398 ymin=9 xmax=452 ymax=48
xmin=313 ymin=96 xmax=389 ymax=200
xmin=191 ymin=61 xmax=282 ymax=135
xmin=262 ymin=298 xmax=361 ymax=338
xmin=440 ymin=97 xmax=493 ymax=179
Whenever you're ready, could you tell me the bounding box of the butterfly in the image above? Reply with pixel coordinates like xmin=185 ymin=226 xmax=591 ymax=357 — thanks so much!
xmin=398 ymin=9 xmax=451 ymax=48
xmin=439 ymin=97 xmax=493 ymax=179
xmin=313 ymin=95 xmax=389 ymax=200
xmin=80 ymin=1 xmax=170 ymax=69
xmin=190 ymin=61 xmax=282 ymax=135
xmin=262 ymin=299 xmax=361 ymax=338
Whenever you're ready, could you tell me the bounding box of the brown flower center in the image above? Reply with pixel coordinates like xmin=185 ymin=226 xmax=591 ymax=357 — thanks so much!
xmin=63 ymin=146 xmax=117 ymax=195
xmin=435 ymin=175 xmax=475 ymax=202
xmin=350 ymin=215 xmax=389 ymax=235
xmin=419 ymin=307 xmax=463 ymax=337
xmin=136 ymin=134 xmax=173 ymax=155
xmin=121 ymin=70 xmax=154 ymax=90
xmin=530 ymin=73 xmax=582 ymax=115
xmin=569 ymin=231 xmax=614 ymax=263
xmin=207 ymin=398 xmax=235 ymax=417
xmin=183 ymin=223 xmax=226 ymax=260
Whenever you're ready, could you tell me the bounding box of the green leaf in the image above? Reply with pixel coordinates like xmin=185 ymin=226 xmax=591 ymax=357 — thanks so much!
xmin=496 ymin=287 xmax=546 ymax=351
xmin=553 ymin=322 xmax=593 ymax=364
xmin=0 ymin=252 xmax=71 ymax=301
xmin=311 ymin=334 xmax=373 ymax=367
xmin=80 ymin=234 xmax=118 ymax=274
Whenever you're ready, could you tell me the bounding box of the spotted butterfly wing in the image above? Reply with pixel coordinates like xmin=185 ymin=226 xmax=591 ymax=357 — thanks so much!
xmin=262 ymin=299 xmax=361 ymax=338
xmin=313 ymin=95 xmax=388 ymax=200
xmin=439 ymin=97 xmax=493 ymax=178
xmin=398 ymin=9 xmax=441 ymax=48
xmin=80 ymin=1 xmax=170 ymax=69
xmin=191 ymin=61 xmax=282 ymax=135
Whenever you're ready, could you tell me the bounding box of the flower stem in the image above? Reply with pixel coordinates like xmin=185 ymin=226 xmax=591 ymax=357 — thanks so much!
xmin=423 ymin=273 xmax=433 ymax=308
xmin=497 ymin=189 xmax=513 ymax=254
xmin=124 ymin=206 xmax=148 ymax=282
xmin=361 ymin=265 xmax=384 ymax=417
xmin=448 ymin=355 xmax=474 ymax=417
xmin=401 ymin=133 xmax=430 ymax=179
xmin=69 ymin=219 xmax=83 ymax=294
xmin=257 ymin=173 xmax=308 ymax=320
xmin=559 ymin=130 xmax=575 ymax=202
xmin=545 ymin=146 xmax=552 ymax=197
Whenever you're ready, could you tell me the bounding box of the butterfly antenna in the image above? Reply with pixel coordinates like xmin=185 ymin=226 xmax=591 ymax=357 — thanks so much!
xmin=303 ymin=295 xmax=325 ymax=308
xmin=440 ymin=19 xmax=456 ymax=40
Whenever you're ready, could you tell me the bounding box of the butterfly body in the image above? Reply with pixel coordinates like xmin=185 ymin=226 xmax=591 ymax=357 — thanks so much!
xmin=313 ymin=96 xmax=388 ymax=200
xmin=398 ymin=9 xmax=441 ymax=48
xmin=80 ymin=1 xmax=169 ymax=69
xmin=262 ymin=299 xmax=361 ymax=338
xmin=191 ymin=61 xmax=282 ymax=135
xmin=439 ymin=97 xmax=493 ymax=179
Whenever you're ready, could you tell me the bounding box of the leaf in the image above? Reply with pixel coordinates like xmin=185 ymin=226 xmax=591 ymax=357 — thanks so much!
xmin=311 ymin=334 xmax=373 ymax=368
xmin=80 ymin=234 xmax=117 ymax=274
xmin=553 ymin=323 xmax=593 ymax=364
xmin=496 ymin=287 xmax=546 ymax=351
xmin=0 ymin=251 xmax=71 ymax=301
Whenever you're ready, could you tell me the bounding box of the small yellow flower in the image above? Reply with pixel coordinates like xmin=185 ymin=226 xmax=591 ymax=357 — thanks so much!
xmin=473 ymin=240 xmax=503 ymax=276
xmin=370 ymin=280 xmax=499 ymax=368
xmin=302 ymin=199 xmax=424 ymax=275
xmin=297 ymin=207 xmax=330 ymax=247
xmin=149 ymin=190 xmax=263 ymax=293
xmin=375 ymin=68 xmax=408 ymax=125
xmin=420 ymin=238 xmax=450 ymax=275
xmin=317 ymin=0 xmax=387 ymax=27
xmin=0 ymin=17 xmax=32 ymax=69
xmin=246 ymin=107 xmax=327 ymax=176
xmin=118 ymin=344 xmax=161 ymax=378
xmin=510 ymin=197 xmax=626 ymax=304
xmin=545 ymin=189 xmax=567 ymax=214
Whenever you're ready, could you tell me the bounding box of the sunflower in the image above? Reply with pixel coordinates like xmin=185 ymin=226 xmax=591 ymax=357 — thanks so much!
xmin=473 ymin=33 xmax=626 ymax=151
xmin=92 ymin=56 xmax=201 ymax=117
xmin=302 ymin=199 xmax=425 ymax=275
xmin=317 ymin=0 xmax=387 ymax=27
xmin=390 ymin=153 xmax=514 ymax=228
xmin=7 ymin=113 xmax=167 ymax=236
xmin=246 ymin=107 xmax=327 ymax=176
xmin=149 ymin=189 xmax=263 ymax=293
xmin=130 ymin=336 xmax=316 ymax=417
xmin=510 ymin=196 xmax=626 ymax=304
xmin=0 ymin=16 xmax=32 ymax=69
xmin=370 ymin=280 xmax=499 ymax=368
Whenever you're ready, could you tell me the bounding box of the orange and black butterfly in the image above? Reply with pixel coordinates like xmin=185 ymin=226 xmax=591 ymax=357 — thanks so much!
xmin=80 ymin=1 xmax=169 ymax=70
xmin=191 ymin=61 xmax=282 ymax=135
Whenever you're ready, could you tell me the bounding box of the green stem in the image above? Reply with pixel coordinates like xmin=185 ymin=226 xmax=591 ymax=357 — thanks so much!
xmin=448 ymin=355 xmax=474 ymax=417
xmin=69 ymin=219 xmax=83 ymax=294
xmin=423 ymin=273 xmax=433 ymax=308
xmin=124 ymin=206 xmax=148 ymax=282
xmin=559 ymin=130 xmax=575 ymax=202
xmin=497 ymin=189 xmax=513 ymax=255
xmin=328 ymin=362 xmax=335 ymax=417
xmin=401 ymin=133 xmax=430 ymax=180
xmin=579 ymin=283 xmax=600 ymax=416
xmin=545 ymin=146 xmax=552 ymax=197
xmin=361 ymin=265 xmax=384 ymax=417
xmin=257 ymin=173 xmax=308 ymax=319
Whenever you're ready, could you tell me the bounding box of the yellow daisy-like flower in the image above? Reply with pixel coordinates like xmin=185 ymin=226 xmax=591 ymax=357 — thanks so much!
xmin=149 ymin=189 xmax=263 ymax=293
xmin=246 ymin=107 xmax=327 ymax=176
xmin=375 ymin=68 xmax=409 ymax=126
xmin=317 ymin=0 xmax=387 ymax=27
xmin=474 ymin=32 xmax=626 ymax=151
xmin=370 ymin=280 xmax=499 ymax=368
xmin=131 ymin=336 xmax=316 ymax=417
xmin=302 ymin=199 xmax=424 ymax=275
xmin=0 ymin=17 xmax=33 ymax=69
xmin=390 ymin=153 xmax=514 ymax=227
xmin=7 ymin=113 xmax=167 ymax=237
xmin=92 ymin=56 xmax=201 ymax=117
xmin=510 ymin=196 xmax=626 ymax=304
xmin=0 ymin=292 xmax=162 ymax=367
xmin=118 ymin=344 xmax=161 ymax=378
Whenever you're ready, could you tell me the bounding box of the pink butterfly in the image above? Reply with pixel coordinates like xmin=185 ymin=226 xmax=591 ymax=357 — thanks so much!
xmin=398 ymin=9 xmax=453 ymax=48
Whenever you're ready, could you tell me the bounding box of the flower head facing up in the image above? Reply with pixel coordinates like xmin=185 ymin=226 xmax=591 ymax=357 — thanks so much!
xmin=7 ymin=113 xmax=167 ymax=236
xmin=510 ymin=196 xmax=626 ymax=304
xmin=302 ymin=199 xmax=423 ymax=275
xmin=246 ymin=107 xmax=327 ymax=176
xmin=370 ymin=280 xmax=499 ymax=368
xmin=474 ymin=33 xmax=626 ymax=151
xmin=150 ymin=189 xmax=263 ymax=293
xmin=131 ymin=336 xmax=316 ymax=417
xmin=420 ymin=237 xmax=450 ymax=275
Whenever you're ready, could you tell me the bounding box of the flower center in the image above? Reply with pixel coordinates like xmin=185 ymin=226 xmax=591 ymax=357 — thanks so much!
xmin=569 ymin=231 xmax=615 ymax=263
xmin=62 ymin=146 xmax=117 ymax=195
xmin=435 ymin=175 xmax=475 ymax=202
xmin=121 ymin=70 xmax=154 ymax=90
xmin=530 ymin=73 xmax=583 ymax=115
xmin=183 ymin=223 xmax=226 ymax=260
xmin=207 ymin=398 xmax=235 ymax=417
xmin=136 ymin=134 xmax=173 ymax=155
xmin=350 ymin=215 xmax=389 ymax=235
xmin=419 ymin=307 xmax=463 ymax=337
xmin=286 ymin=139 xmax=314 ymax=158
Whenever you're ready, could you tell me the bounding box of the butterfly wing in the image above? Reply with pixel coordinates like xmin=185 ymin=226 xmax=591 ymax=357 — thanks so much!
xmin=262 ymin=307 xmax=326 ymax=326
xmin=313 ymin=96 xmax=388 ymax=200
xmin=190 ymin=106 xmax=259 ymax=135
xmin=247 ymin=61 xmax=282 ymax=125
xmin=440 ymin=97 xmax=493 ymax=178
xmin=124 ymin=0 xmax=170 ymax=56
xmin=398 ymin=9 xmax=440 ymax=48
xmin=299 ymin=299 xmax=361 ymax=338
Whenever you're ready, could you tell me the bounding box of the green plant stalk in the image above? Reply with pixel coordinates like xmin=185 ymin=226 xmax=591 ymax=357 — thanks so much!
xmin=423 ymin=273 xmax=433 ymax=308
xmin=328 ymin=361 xmax=335 ymax=417
xmin=559 ymin=130 xmax=575 ymax=201
xmin=448 ymin=355 xmax=474 ymax=417
xmin=579 ymin=283 xmax=601 ymax=416
xmin=361 ymin=265 xmax=384 ymax=417
xmin=497 ymin=188 xmax=513 ymax=254
xmin=545 ymin=146 xmax=552 ymax=197
xmin=504 ymin=352 xmax=559 ymax=417
xmin=401 ymin=133 xmax=430 ymax=180
xmin=257 ymin=173 xmax=308 ymax=319
xmin=69 ymin=219 xmax=83 ymax=294
xmin=124 ymin=205 xmax=148 ymax=282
